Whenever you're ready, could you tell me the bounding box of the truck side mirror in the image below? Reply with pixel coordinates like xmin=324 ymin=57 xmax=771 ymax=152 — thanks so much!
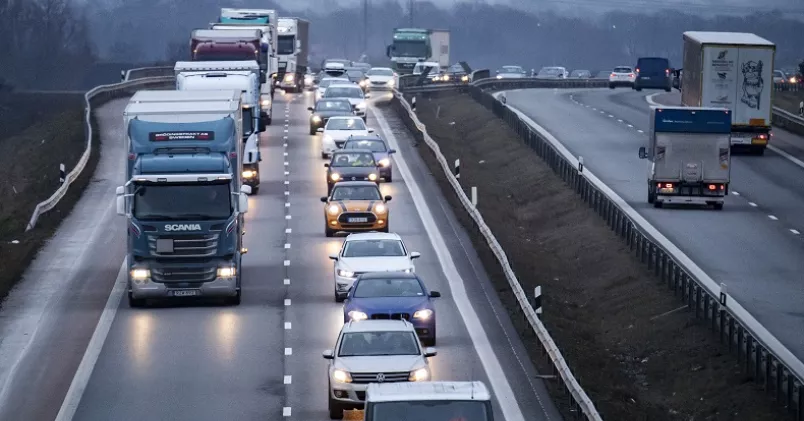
xmin=248 ymin=152 xmax=253 ymax=162
xmin=258 ymin=151 xmax=262 ymax=162
xmin=239 ymin=192 xmax=249 ymax=213
xmin=386 ymin=45 xmax=391 ymax=57
xmin=638 ymin=146 xmax=647 ymax=159
xmin=116 ymin=195 xmax=126 ymax=216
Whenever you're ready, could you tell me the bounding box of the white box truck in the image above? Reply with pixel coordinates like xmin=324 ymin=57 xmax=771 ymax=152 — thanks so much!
xmin=429 ymin=29 xmax=450 ymax=68
xmin=681 ymin=31 xmax=776 ymax=155
xmin=638 ymin=106 xmax=732 ymax=210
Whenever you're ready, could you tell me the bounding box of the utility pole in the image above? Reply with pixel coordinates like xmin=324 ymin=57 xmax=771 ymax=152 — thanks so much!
xmin=363 ymin=0 xmax=368 ymax=55
xmin=409 ymin=0 xmax=414 ymax=26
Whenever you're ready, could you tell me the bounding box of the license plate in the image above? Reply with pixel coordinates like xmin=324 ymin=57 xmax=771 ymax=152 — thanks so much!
xmin=731 ymin=137 xmax=751 ymax=144
xmin=156 ymin=239 xmax=174 ymax=253
xmin=170 ymin=290 xmax=200 ymax=297
xmin=641 ymin=76 xmax=650 ymax=80
xmin=348 ymin=217 xmax=368 ymax=223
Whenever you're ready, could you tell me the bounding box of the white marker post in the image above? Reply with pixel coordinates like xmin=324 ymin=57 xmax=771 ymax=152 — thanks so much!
xmin=578 ymin=156 xmax=584 ymax=173
xmin=454 ymin=159 xmax=460 ymax=180
xmin=719 ymin=283 xmax=727 ymax=307
xmin=533 ymin=286 xmax=542 ymax=317
xmin=59 ymin=163 xmax=66 ymax=184
xmin=471 ymin=186 xmax=477 ymax=207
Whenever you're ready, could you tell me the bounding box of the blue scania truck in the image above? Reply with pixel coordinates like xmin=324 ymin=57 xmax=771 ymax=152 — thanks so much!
xmin=117 ymin=97 xmax=250 ymax=307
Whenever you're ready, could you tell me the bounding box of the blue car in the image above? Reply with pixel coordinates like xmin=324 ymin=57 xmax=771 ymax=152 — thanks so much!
xmin=343 ymin=272 xmax=440 ymax=346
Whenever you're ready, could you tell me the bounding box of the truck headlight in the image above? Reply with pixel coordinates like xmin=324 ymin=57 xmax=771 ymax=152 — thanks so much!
xmin=337 ymin=269 xmax=355 ymax=278
xmin=408 ymin=368 xmax=429 ymax=381
xmin=217 ymin=266 xmax=236 ymax=278
xmin=374 ymin=203 xmax=386 ymax=213
xmin=378 ymin=158 xmax=390 ymax=167
xmin=284 ymin=74 xmax=294 ymax=82
xmin=327 ymin=204 xmax=341 ymax=215
xmin=348 ymin=310 xmax=368 ymax=321
xmin=413 ymin=309 xmax=433 ymax=320
xmin=368 ymin=173 xmax=377 ymax=181
xmin=331 ymin=173 xmax=341 ymax=181
xmin=332 ymin=369 xmax=352 ymax=383
xmin=130 ymin=268 xmax=150 ymax=280
xmin=312 ymin=115 xmax=322 ymax=122
xmin=242 ymin=170 xmax=256 ymax=178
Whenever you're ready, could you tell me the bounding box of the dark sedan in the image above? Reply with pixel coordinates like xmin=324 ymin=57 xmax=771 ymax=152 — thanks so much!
xmin=342 ymin=136 xmax=396 ymax=182
xmin=324 ymin=149 xmax=380 ymax=194
xmin=345 ymin=67 xmax=369 ymax=93
xmin=308 ymin=99 xmax=354 ymax=135
xmin=343 ymin=272 xmax=441 ymax=346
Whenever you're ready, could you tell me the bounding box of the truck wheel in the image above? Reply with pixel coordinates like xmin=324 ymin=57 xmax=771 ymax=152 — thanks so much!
xmin=227 ymin=290 xmax=242 ymax=306
xmin=653 ymin=200 xmax=663 ymax=208
xmin=713 ymin=203 xmax=724 ymax=210
xmin=386 ymin=173 xmax=392 ymax=182
xmin=753 ymin=146 xmax=766 ymax=156
xmin=251 ymin=186 xmax=259 ymax=195
xmin=647 ymin=189 xmax=655 ymax=204
xmin=266 ymin=115 xmax=272 ymax=126
xmin=310 ymin=127 xmax=317 ymax=135
xmin=258 ymin=119 xmax=266 ymax=132
xmin=128 ymin=292 xmax=146 ymax=308
xmin=609 ymin=84 xmax=615 ymax=89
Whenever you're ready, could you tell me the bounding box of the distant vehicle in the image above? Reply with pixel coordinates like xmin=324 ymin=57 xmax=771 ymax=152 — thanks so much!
xmin=318 ymin=62 xmax=349 ymax=85
xmin=412 ymin=61 xmax=441 ymax=80
xmin=322 ymin=319 xmax=436 ymax=418
xmin=594 ymin=70 xmax=610 ymax=79
xmin=386 ymin=28 xmax=450 ymax=74
xmin=536 ymin=66 xmax=568 ymax=79
xmin=609 ymin=66 xmax=636 ymax=89
xmin=324 ymin=149 xmax=380 ymax=194
xmin=323 ymin=58 xmax=353 ymax=68
xmin=344 ymin=68 xmax=369 ymax=92
xmin=633 ymin=57 xmax=672 ymax=92
xmin=495 ymin=65 xmax=527 ymax=79
xmin=773 ymin=69 xmax=786 ymax=84
xmin=365 ymin=67 xmax=396 ymax=91
xmin=318 ymin=116 xmax=374 ymax=158
xmin=352 ymin=62 xmax=372 ymax=71
xmin=328 ymin=232 xmax=418 ymax=301
xmin=443 ymin=63 xmax=471 ymax=83
xmin=638 ymin=106 xmax=731 ymax=210
xmin=308 ymin=99 xmax=355 ymax=135
xmin=570 ymin=69 xmax=592 ymax=78
xmin=342 ymin=136 xmax=396 ymax=181
xmin=323 ymin=83 xmax=369 ymax=120
xmin=364 ymin=382 xmax=494 ymax=421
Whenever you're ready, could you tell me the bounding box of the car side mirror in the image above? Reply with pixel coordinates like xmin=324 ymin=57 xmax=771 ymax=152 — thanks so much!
xmin=368 ymin=128 xmax=375 ymax=133
xmin=424 ymin=347 xmax=437 ymax=358
xmin=388 ymin=149 xmax=396 ymax=154
xmin=308 ymin=107 xmax=314 ymax=111
xmin=116 ymin=195 xmax=126 ymax=216
xmin=638 ymin=146 xmax=647 ymax=159
xmin=410 ymin=251 xmax=421 ymax=259
xmin=429 ymin=290 xmax=441 ymax=298
xmin=328 ymin=253 xmax=338 ymax=261
xmin=239 ymin=192 xmax=249 ymax=213
xmin=324 ymin=163 xmax=330 ymax=167
xmin=320 ymin=196 xmax=329 ymax=203
xmin=384 ymin=195 xmax=392 ymax=201
xmin=317 ymin=128 xmax=324 ymax=133
xmin=322 ymin=349 xmax=334 ymax=359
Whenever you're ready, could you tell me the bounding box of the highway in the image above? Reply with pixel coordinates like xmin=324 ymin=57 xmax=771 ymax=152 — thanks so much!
xmin=504 ymin=87 xmax=804 ymax=362
xmin=0 ymin=92 xmax=562 ymax=420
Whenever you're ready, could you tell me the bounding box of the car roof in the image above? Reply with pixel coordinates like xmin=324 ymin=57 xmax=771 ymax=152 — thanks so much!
xmin=369 ymin=67 xmax=393 ymax=71
xmin=328 ymin=83 xmax=360 ymax=88
xmin=366 ymin=382 xmax=492 ymax=402
xmin=345 ymin=232 xmax=402 ymax=241
xmin=333 ymin=148 xmax=374 ymax=155
xmin=358 ymin=271 xmax=418 ymax=280
xmin=331 ymin=180 xmax=379 ymax=188
xmin=345 ymin=135 xmax=384 ymax=142
xmin=342 ymin=319 xmax=414 ymax=333
xmin=327 ymin=115 xmax=363 ymax=120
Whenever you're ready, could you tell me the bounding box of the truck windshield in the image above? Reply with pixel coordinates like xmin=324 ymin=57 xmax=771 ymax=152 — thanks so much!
xmin=392 ymin=40 xmax=428 ymax=58
xmin=194 ymin=51 xmax=256 ymax=61
xmin=277 ymin=35 xmax=295 ymax=55
xmin=369 ymin=400 xmax=490 ymax=420
xmin=132 ymin=184 xmax=232 ymax=221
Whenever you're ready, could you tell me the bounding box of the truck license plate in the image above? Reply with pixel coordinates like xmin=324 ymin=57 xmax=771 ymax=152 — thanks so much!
xmin=171 ymin=290 xmax=200 ymax=297
xmin=731 ymin=137 xmax=751 ymax=144
xmin=348 ymin=217 xmax=368 ymax=223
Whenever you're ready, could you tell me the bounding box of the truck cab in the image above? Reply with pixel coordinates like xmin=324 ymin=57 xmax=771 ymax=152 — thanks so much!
xmin=213 ymin=8 xmax=279 ymax=88
xmin=364 ymin=381 xmax=494 ymax=420
xmin=387 ymin=28 xmax=431 ymax=75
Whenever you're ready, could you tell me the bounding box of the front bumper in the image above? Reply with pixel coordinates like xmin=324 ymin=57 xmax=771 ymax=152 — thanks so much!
xmin=128 ymin=260 xmax=238 ymax=299
xmin=330 ymin=382 xmax=369 ymax=407
xmin=378 ymin=165 xmax=392 ymax=180
xmin=609 ymin=80 xmax=634 ymax=87
xmin=325 ymin=212 xmax=387 ymax=233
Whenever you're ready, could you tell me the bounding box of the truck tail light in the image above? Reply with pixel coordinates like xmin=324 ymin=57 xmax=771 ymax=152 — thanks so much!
xmin=635 ymin=68 xmax=640 ymax=73
xmin=658 ymin=182 xmax=674 ymax=189
xmin=757 ymin=134 xmax=767 ymax=140
xmin=707 ymin=184 xmax=725 ymax=191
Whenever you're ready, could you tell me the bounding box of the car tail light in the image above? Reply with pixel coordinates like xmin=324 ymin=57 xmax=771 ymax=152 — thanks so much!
xmin=635 ymin=68 xmax=640 ymax=73
xmin=611 ymin=73 xmax=616 ymax=77
xmin=629 ymin=73 xmax=635 ymax=77
xmin=665 ymin=69 xmax=670 ymax=75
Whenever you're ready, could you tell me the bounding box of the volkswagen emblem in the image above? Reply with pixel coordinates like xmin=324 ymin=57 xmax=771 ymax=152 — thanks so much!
xmin=375 ymin=373 xmax=385 ymax=382
xmin=351 ymin=176 xmax=356 ymax=180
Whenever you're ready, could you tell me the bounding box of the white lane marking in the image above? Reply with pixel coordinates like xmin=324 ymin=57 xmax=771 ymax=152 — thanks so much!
xmin=769 ymin=215 xmax=778 ymax=220
xmin=732 ymin=191 xmax=740 ymax=196
xmin=285 ymin=202 xmax=290 ymax=207
xmin=284 ymin=152 xmax=288 ymax=156
xmin=627 ymin=124 xmax=633 ymax=128
xmin=284 ymin=129 xmax=288 ymax=133
xmin=283 ymin=407 xmax=291 ymax=417
xmin=749 ymin=202 xmax=758 ymax=207
xmin=645 ymin=92 xmax=661 ymax=106
xmin=284 ymin=375 xmax=292 ymax=384
xmin=284 ymin=260 xmax=290 ymax=266
xmin=285 ymin=348 xmax=292 ymax=356
xmin=284 ymin=278 xmax=290 ymax=285
xmin=284 ymin=161 xmax=289 ymax=166
xmin=285 ymin=171 xmax=290 ymax=176
xmin=637 ymin=129 xmax=644 ymax=133
xmin=284 ymin=143 xmax=288 ymax=148
xmin=285 ymin=228 xmax=292 ymax=234
xmin=284 ymin=322 xmax=292 ymax=329
xmin=285 ymin=215 xmax=292 ymax=220
xmin=284 ymin=299 xmax=291 ymax=306
xmin=591 ymin=107 xmax=597 ymax=110
xmin=284 ymin=181 xmax=290 ymax=185
xmin=284 ymin=191 xmax=289 ymax=196
xmin=791 ymin=229 xmax=800 ymax=235
xmin=608 ymin=114 xmax=614 ymax=118
xmin=285 ymin=243 xmax=291 ymax=249
xmin=54 ymin=261 xmax=126 ymax=421
xmin=617 ymin=119 xmax=623 ymax=122
xmin=373 ymin=108 xmax=528 ymax=421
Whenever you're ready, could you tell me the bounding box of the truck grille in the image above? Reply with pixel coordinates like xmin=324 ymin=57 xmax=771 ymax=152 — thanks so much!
xmin=350 ymin=371 xmax=410 ymax=384
xmin=147 ymin=234 xmax=219 ymax=258
xmin=150 ymin=267 xmax=217 ymax=283
xmin=398 ymin=62 xmax=415 ymax=69
xmin=370 ymin=313 xmax=411 ymax=320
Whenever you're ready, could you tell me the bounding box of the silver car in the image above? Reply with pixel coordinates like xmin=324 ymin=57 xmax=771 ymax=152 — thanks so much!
xmin=323 ymin=319 xmax=436 ymax=419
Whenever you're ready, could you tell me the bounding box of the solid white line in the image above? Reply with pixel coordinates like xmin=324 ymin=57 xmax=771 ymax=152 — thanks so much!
xmin=373 ymin=107 xmax=527 ymax=421
xmin=645 ymin=92 xmax=661 ymax=107
xmin=749 ymin=202 xmax=758 ymax=207
xmin=284 ymin=260 xmax=290 ymax=266
xmin=285 ymin=348 xmax=292 ymax=356
xmin=283 ymin=407 xmax=291 ymax=417
xmin=791 ymin=229 xmax=800 ymax=235
xmin=769 ymin=215 xmax=778 ymax=220
xmin=285 ymin=243 xmax=290 ymax=249
xmin=284 ymin=375 xmax=292 ymax=384
xmin=284 ymin=322 xmax=291 ymax=329
xmin=284 ymin=278 xmax=290 ymax=285
xmin=54 ymin=261 xmax=126 ymax=421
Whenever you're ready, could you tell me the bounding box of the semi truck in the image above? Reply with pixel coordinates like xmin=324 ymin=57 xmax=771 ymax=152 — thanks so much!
xmin=364 ymin=381 xmax=494 ymax=421
xmin=386 ymin=28 xmax=450 ymax=74
xmin=638 ymin=106 xmax=732 ymax=210
xmin=276 ymin=17 xmax=310 ymax=93
xmin=118 ymin=98 xmax=249 ymax=307
xmin=681 ymin=31 xmax=776 ymax=155
xmin=212 ymin=8 xmax=279 ymax=90
xmin=190 ymin=30 xmax=263 ymax=81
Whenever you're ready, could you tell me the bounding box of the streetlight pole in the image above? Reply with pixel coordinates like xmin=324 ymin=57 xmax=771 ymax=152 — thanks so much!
xmin=409 ymin=0 xmax=414 ymax=26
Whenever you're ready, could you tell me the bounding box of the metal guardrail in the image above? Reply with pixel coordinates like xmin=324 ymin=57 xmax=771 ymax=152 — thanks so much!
xmin=390 ymin=91 xmax=603 ymax=420
xmin=123 ymin=66 xmax=175 ymax=82
xmin=25 ymin=74 xmax=177 ymax=231
xmin=431 ymin=86 xmax=803 ymax=420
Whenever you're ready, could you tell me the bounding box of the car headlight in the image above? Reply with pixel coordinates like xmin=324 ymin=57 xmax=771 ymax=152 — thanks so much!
xmin=331 ymin=173 xmax=341 ymax=181
xmin=312 ymin=115 xmax=322 ymax=122
xmin=337 ymin=269 xmax=355 ymax=278
xmin=413 ymin=309 xmax=433 ymax=320
xmin=356 ymin=102 xmax=367 ymax=109
xmin=388 ymin=79 xmax=395 ymax=86
xmin=496 ymin=75 xmax=502 ymax=79
xmin=327 ymin=204 xmax=341 ymax=215
xmin=368 ymin=173 xmax=377 ymax=181
xmin=332 ymin=369 xmax=352 ymax=383
xmin=348 ymin=310 xmax=368 ymax=321
xmin=378 ymin=158 xmax=390 ymax=167
xmin=359 ymin=80 xmax=367 ymax=86
xmin=130 ymin=268 xmax=150 ymax=280
xmin=374 ymin=203 xmax=386 ymax=213
xmin=261 ymin=99 xmax=271 ymax=108
xmin=408 ymin=367 xmax=429 ymax=382
xmin=461 ymin=75 xmax=469 ymax=82
xmin=217 ymin=266 xmax=236 ymax=278
xmin=403 ymin=268 xmax=413 ymax=273
xmin=285 ymin=74 xmax=294 ymax=82
xmin=323 ymin=135 xmax=333 ymax=144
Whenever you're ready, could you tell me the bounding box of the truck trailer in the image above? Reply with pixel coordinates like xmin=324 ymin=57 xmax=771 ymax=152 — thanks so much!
xmin=681 ymin=31 xmax=776 ymax=155
xmin=119 ymin=99 xmax=249 ymax=307
xmin=386 ymin=28 xmax=450 ymax=74
xmin=213 ymin=8 xmax=279 ymax=89
xmin=276 ymin=17 xmax=310 ymax=93
xmin=638 ymin=106 xmax=732 ymax=209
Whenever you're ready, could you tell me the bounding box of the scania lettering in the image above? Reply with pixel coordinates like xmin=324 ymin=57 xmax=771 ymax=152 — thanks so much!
xmin=165 ymin=224 xmax=203 ymax=231
xmin=276 ymin=17 xmax=310 ymax=93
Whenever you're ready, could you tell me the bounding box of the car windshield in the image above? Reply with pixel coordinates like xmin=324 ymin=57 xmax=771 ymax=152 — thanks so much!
xmin=132 ymin=183 xmax=232 ymax=220
xmin=413 ymin=64 xmax=439 ymax=74
xmin=316 ymin=100 xmax=352 ymax=112
xmin=331 ymin=185 xmax=382 ymax=201
xmin=331 ymin=152 xmax=376 ymax=167
xmin=367 ymin=68 xmax=393 ymax=76
xmin=369 ymin=401 xmax=490 ymax=421
xmin=342 ymin=239 xmax=406 ymax=257
xmin=338 ymin=331 xmax=420 ymax=357
xmin=344 ymin=139 xmax=387 ymax=152
xmin=636 ymin=58 xmax=670 ymax=73
xmin=325 ymin=87 xmax=363 ymax=98
xmin=193 ymin=51 xmax=256 ymax=61
xmin=613 ymin=67 xmax=633 ymax=73
xmin=354 ymin=278 xmax=425 ymax=298
xmin=326 ymin=118 xmax=366 ymax=130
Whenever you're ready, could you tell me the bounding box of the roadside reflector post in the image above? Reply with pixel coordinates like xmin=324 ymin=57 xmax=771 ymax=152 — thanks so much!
xmin=578 ymin=156 xmax=584 ymax=173
xmin=533 ymin=286 xmax=542 ymax=317
xmin=411 ymin=96 xmax=416 ymax=111
xmin=471 ymin=186 xmax=477 ymax=207
xmin=59 ymin=163 xmax=66 ymax=184
xmin=120 ymin=70 xmax=125 ymax=82
xmin=454 ymin=159 xmax=460 ymax=180
xmin=719 ymin=283 xmax=727 ymax=307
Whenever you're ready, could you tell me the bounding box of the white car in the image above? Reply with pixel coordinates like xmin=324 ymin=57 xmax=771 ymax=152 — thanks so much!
xmin=323 ymin=319 xmax=437 ymax=419
xmin=323 ymin=83 xmax=369 ymax=120
xmin=328 ymin=232 xmax=420 ymax=301
xmin=319 ymin=116 xmax=374 ymax=158
xmin=412 ymin=61 xmax=441 ymax=80
xmin=365 ymin=67 xmax=396 ymax=91
xmin=317 ymin=77 xmax=350 ymax=101
xmin=609 ymin=66 xmax=636 ymax=88
xmin=536 ymin=66 xmax=569 ymax=79
xmin=495 ymin=65 xmax=527 ymax=79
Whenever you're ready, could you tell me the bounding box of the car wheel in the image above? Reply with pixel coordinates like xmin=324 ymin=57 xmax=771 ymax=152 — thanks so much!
xmin=226 ymin=290 xmax=242 ymax=306
xmin=335 ymin=291 xmax=345 ymax=303
xmin=266 ymin=115 xmax=272 ymax=126
xmin=325 ymin=227 xmax=335 ymax=237
xmin=380 ymin=226 xmax=389 ymax=233
xmin=609 ymin=84 xmax=615 ymax=89
xmin=310 ymin=127 xmax=316 ymax=135
xmin=321 ymin=151 xmax=328 ymax=159
xmin=423 ymin=336 xmax=436 ymax=347
xmin=128 ymin=292 xmax=146 ymax=308
xmin=647 ymin=189 xmax=655 ymax=204
xmin=665 ymin=87 xmax=671 ymax=92
xmin=636 ymin=87 xmax=643 ymax=92
xmin=328 ymin=395 xmax=344 ymax=420
xmin=386 ymin=173 xmax=392 ymax=182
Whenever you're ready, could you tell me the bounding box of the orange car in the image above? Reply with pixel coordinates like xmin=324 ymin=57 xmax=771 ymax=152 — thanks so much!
xmin=320 ymin=181 xmax=392 ymax=237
